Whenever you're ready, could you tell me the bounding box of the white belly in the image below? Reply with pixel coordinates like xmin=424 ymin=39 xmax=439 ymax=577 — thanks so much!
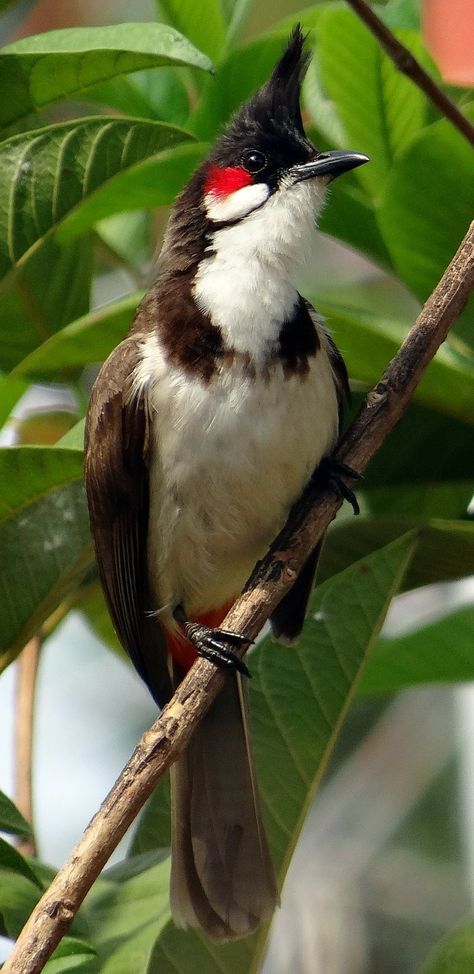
xmin=136 ymin=335 xmax=339 ymax=622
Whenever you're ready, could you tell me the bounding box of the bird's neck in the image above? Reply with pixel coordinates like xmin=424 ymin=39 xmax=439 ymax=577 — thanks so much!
xmin=192 ymin=183 xmax=320 ymax=365
xmin=193 ymin=244 xmax=299 ymax=367
xmin=143 ymin=179 xmax=324 ymax=379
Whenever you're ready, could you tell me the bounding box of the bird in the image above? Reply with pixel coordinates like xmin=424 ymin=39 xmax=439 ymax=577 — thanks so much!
xmin=84 ymin=25 xmax=368 ymax=942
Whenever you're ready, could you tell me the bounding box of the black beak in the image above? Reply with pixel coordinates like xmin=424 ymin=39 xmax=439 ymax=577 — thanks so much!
xmin=290 ymin=150 xmax=369 ymax=184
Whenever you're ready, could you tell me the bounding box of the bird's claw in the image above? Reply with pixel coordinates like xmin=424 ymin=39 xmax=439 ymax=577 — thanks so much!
xmin=184 ymin=623 xmax=252 ymax=677
xmin=313 ymin=456 xmax=362 ymax=516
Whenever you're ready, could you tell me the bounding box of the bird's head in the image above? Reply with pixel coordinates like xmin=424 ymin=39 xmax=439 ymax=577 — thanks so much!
xmin=201 ymin=25 xmax=368 ymax=226
xmin=161 ymin=26 xmax=368 ymax=276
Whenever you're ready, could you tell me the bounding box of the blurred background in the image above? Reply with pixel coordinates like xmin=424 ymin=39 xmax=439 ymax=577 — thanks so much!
xmin=0 ymin=1 xmax=473 ymax=972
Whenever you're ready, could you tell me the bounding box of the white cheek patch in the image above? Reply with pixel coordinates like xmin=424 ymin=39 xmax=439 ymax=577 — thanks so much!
xmin=204 ymin=182 xmax=270 ymax=223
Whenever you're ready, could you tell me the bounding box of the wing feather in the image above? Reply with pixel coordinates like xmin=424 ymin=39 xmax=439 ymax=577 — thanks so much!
xmin=84 ymin=337 xmax=171 ymax=707
xmin=303 ymin=296 xmax=350 ymax=425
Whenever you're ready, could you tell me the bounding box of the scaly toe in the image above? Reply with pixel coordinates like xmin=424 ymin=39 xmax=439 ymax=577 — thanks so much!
xmin=184 ymin=623 xmax=251 ymax=677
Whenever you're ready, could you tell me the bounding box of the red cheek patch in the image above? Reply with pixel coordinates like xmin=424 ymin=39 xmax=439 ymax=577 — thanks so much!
xmin=204 ymin=164 xmax=253 ymax=198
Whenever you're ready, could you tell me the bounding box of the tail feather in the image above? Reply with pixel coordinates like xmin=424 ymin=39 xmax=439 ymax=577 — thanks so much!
xmin=170 ymin=674 xmax=279 ymax=941
xmin=270 ymin=541 xmax=323 ymax=644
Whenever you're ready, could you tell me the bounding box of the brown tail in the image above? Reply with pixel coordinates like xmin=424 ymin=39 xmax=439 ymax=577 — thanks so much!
xmin=170 ymin=674 xmax=279 ymax=941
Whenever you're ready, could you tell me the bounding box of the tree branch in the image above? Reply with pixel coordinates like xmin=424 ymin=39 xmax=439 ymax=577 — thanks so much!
xmin=345 ymin=0 xmax=474 ymax=147
xmin=14 ymin=635 xmax=41 ymax=858
xmin=4 ymin=222 xmax=473 ymax=974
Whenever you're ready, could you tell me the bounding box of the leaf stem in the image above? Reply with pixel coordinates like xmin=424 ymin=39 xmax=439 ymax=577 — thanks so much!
xmin=345 ymin=0 xmax=474 ymax=147
xmin=14 ymin=635 xmax=41 ymax=859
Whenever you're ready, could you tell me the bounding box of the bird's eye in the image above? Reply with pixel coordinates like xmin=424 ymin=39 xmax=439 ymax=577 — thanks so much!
xmin=241 ymin=149 xmax=267 ymax=174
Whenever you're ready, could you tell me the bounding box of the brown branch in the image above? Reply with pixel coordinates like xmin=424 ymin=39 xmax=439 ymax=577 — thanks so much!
xmin=3 ymin=222 xmax=474 ymax=974
xmin=14 ymin=636 xmax=41 ymax=858
xmin=345 ymin=0 xmax=474 ymax=148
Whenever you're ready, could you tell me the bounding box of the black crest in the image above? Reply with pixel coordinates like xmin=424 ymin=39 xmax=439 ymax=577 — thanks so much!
xmin=213 ymin=25 xmax=315 ymax=166
xmin=255 ymin=24 xmax=310 ymax=139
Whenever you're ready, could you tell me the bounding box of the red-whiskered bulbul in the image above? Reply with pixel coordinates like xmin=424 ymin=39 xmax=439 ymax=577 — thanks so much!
xmin=85 ymin=26 xmax=368 ymax=942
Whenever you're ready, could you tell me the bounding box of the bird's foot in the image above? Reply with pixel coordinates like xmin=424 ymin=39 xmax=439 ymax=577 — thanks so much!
xmin=184 ymin=623 xmax=251 ymax=676
xmin=172 ymin=605 xmax=251 ymax=676
xmin=313 ymin=456 xmax=362 ymax=516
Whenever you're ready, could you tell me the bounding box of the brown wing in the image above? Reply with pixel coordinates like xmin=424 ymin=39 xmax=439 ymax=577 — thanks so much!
xmin=303 ymin=296 xmax=350 ymax=427
xmin=84 ymin=336 xmax=171 ymax=708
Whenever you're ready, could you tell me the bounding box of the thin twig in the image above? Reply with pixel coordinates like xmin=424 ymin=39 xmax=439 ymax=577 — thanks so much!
xmin=345 ymin=0 xmax=474 ymax=147
xmin=14 ymin=636 xmax=41 ymax=858
xmin=3 ymin=222 xmax=474 ymax=974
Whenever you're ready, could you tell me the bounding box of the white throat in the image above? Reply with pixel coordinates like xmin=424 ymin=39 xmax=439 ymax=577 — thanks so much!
xmin=193 ymin=180 xmax=326 ymax=365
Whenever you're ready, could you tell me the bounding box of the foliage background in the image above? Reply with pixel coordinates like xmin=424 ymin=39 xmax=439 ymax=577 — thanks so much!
xmin=0 ymin=0 xmax=473 ymax=972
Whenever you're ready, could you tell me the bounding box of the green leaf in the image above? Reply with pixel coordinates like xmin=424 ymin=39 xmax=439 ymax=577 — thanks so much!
xmin=148 ymin=925 xmax=255 ymax=974
xmin=253 ymin=536 xmax=415 ymax=869
xmin=104 ymin=850 xmax=170 ymax=884
xmin=13 ymin=293 xmax=141 ymax=380
xmin=0 ymin=24 xmax=212 ymax=130
xmin=0 ymin=446 xmax=92 ymax=669
xmin=0 ymin=0 xmax=27 ymax=13
xmin=189 ymin=31 xmax=292 ymax=140
xmin=360 ymin=603 xmax=474 ymax=695
xmin=226 ymin=0 xmax=255 ymax=46
xmin=0 ymin=790 xmax=32 ymax=837
xmin=56 ymin=143 xmax=206 ymax=244
xmin=317 ymin=9 xmax=428 ymax=196
xmin=357 ymin=399 xmax=474 ymax=488
xmin=0 ymin=116 xmax=194 ymax=285
xmin=377 ymin=112 xmax=474 ymax=301
xmin=319 ymin=301 xmax=474 ymax=425
xmin=0 ymin=868 xmax=41 ymax=939
xmin=364 ymin=481 xmax=473 ymax=519
xmin=418 ymin=920 xmax=474 ymax=973
xmin=270 ymin=4 xmax=330 ymax=37
xmin=0 ymin=445 xmax=83 ymax=525
xmin=157 ymin=0 xmax=226 ymax=62
xmin=141 ymin=535 xmax=416 ymax=971
xmin=86 ymin=67 xmax=190 ymax=126
xmin=0 ymin=236 xmax=93 ymax=370
xmin=0 ymin=375 xmax=27 ymax=428
xmin=129 ymin=780 xmax=171 ymax=856
xmin=303 ymin=48 xmax=347 ymax=148
xmin=58 ymin=419 xmax=86 ymax=451
xmin=318 ymin=178 xmax=393 ymax=271
xmin=0 ymin=837 xmax=42 ymax=889
xmin=97 ymin=211 xmax=151 ymax=267
xmin=78 ymin=582 xmax=123 ymax=656
xmin=375 ymin=0 xmax=420 ymax=30
xmin=84 ymin=856 xmax=171 ymax=973
xmin=319 ymin=519 xmax=474 ymax=593
xmin=44 ymin=938 xmax=98 ymax=974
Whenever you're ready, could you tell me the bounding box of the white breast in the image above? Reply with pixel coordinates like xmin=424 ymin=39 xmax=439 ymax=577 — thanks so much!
xmin=134 ymin=329 xmax=339 ymax=624
xmin=194 ymin=179 xmax=326 ymax=369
